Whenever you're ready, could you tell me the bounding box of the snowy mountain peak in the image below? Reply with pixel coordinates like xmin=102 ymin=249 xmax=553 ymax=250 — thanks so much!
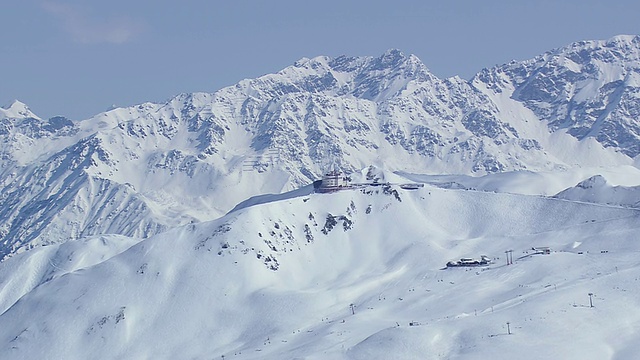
xmin=0 ymin=99 xmax=40 ymax=120
xmin=554 ymin=173 xmax=640 ymax=208
xmin=0 ymin=100 xmax=77 ymax=141
xmin=562 ymin=34 xmax=640 ymax=62
xmin=603 ymin=34 xmax=640 ymax=47
xmin=575 ymin=174 xmax=609 ymax=189
xmin=474 ymin=34 xmax=640 ymax=157
xmin=377 ymin=48 xmax=409 ymax=66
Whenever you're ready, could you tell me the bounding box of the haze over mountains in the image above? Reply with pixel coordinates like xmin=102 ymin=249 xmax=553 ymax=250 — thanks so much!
xmin=1 ymin=35 xmax=640 ymax=359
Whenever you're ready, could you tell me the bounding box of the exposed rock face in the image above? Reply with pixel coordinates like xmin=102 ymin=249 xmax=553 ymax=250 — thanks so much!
xmin=475 ymin=35 xmax=640 ymax=157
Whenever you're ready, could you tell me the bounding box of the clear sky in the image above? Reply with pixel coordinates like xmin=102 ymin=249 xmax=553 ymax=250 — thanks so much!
xmin=2 ymin=0 xmax=640 ymax=120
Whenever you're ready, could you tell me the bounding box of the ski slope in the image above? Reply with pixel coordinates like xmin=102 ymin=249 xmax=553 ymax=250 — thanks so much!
xmin=1 ymin=172 xmax=639 ymax=360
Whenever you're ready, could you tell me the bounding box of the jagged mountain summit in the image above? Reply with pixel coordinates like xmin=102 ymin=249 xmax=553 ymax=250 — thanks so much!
xmin=474 ymin=34 xmax=640 ymax=157
xmin=1 ymin=35 xmax=640 ymax=258
xmin=0 ymin=100 xmax=75 ymax=146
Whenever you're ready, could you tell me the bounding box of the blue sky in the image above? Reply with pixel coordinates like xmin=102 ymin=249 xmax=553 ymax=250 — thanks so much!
xmin=2 ymin=0 xmax=640 ymax=120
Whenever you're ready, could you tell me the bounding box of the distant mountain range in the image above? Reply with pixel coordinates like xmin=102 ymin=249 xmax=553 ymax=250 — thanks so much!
xmin=2 ymin=34 xmax=640 ymax=258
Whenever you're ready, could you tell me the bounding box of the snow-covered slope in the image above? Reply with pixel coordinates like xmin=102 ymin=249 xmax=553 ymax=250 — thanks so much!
xmin=1 ymin=178 xmax=639 ymax=359
xmin=0 ymin=234 xmax=140 ymax=315
xmin=399 ymin=165 xmax=640 ymax=196
xmin=554 ymin=174 xmax=640 ymax=208
xmin=2 ymin=35 xmax=640 ymax=258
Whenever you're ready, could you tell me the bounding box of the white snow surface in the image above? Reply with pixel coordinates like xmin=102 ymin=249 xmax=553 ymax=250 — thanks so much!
xmin=554 ymin=174 xmax=640 ymax=208
xmin=0 ymin=234 xmax=140 ymax=315
xmin=0 ymin=100 xmax=41 ymax=120
xmin=2 ymin=36 xmax=640 ymax=359
xmin=399 ymin=165 xmax=640 ymax=196
xmin=1 ymin=171 xmax=640 ymax=359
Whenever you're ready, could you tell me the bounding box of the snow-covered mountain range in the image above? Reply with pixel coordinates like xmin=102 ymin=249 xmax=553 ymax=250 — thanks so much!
xmin=3 ymin=35 xmax=640 ymax=258
xmin=2 ymin=34 xmax=640 ymax=359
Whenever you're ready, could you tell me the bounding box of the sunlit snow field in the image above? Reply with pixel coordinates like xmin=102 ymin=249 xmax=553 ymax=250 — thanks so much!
xmin=1 ymin=169 xmax=639 ymax=359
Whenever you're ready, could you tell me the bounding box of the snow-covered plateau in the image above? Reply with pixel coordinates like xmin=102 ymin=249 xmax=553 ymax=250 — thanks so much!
xmin=2 ymin=34 xmax=640 ymax=359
